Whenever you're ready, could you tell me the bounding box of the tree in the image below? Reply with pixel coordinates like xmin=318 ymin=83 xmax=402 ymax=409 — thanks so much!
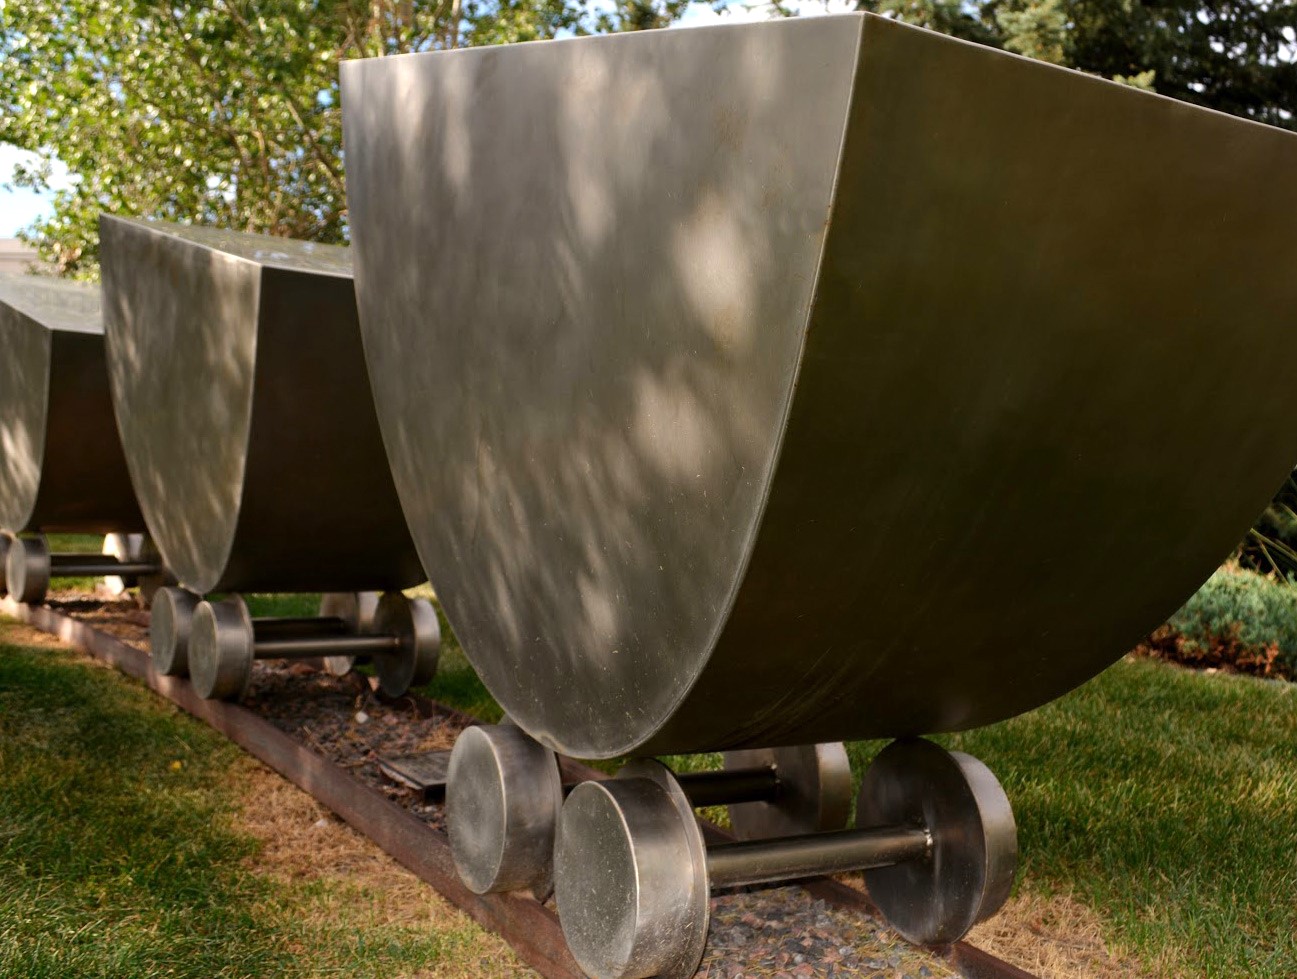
xmin=857 ymin=0 xmax=1297 ymax=129
xmin=6 ymin=0 xmax=1294 ymax=276
xmin=0 ymin=0 xmax=685 ymax=276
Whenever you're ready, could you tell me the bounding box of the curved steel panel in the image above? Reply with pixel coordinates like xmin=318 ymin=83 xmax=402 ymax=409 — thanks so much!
xmin=343 ymin=15 xmax=1297 ymax=758
xmin=344 ymin=18 xmax=860 ymax=756
xmin=100 ymin=216 xmax=424 ymax=594
xmin=0 ymin=275 xmax=143 ymax=534
xmin=649 ymin=19 xmax=1297 ymax=753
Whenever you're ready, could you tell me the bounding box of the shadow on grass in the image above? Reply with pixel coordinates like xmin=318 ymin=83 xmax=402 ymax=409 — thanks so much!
xmin=241 ymin=591 xmax=1297 ymax=976
xmin=0 ymin=628 xmax=522 ymax=979
xmin=0 ymin=636 xmax=292 ymax=978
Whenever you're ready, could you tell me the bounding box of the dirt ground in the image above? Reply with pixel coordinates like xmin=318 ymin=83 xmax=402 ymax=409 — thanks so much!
xmin=233 ymin=758 xmax=533 ymax=978
xmin=6 ymin=606 xmax=1159 ymax=979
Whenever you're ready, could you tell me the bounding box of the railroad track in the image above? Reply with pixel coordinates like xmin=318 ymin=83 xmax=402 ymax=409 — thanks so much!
xmin=0 ymin=595 xmax=1037 ymax=979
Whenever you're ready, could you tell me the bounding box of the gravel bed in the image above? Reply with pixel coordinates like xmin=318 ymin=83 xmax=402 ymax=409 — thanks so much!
xmin=244 ymin=662 xmax=462 ymax=831
xmin=701 ymin=889 xmax=954 ymax=978
xmin=43 ymin=594 xmax=962 ymax=979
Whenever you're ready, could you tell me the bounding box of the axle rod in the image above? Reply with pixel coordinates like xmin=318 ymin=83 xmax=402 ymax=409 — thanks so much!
xmin=49 ymin=556 xmax=161 ymax=577
xmin=676 ymin=765 xmax=781 ymax=808
xmin=446 ymin=729 xmax=854 ymax=904
xmin=188 ymin=592 xmax=440 ymax=701
xmin=706 ymin=825 xmax=930 ymax=889
xmin=254 ymin=633 xmax=401 ymax=660
xmin=5 ymin=535 xmax=167 ymax=605
xmin=555 ymin=745 xmax=1018 ymax=979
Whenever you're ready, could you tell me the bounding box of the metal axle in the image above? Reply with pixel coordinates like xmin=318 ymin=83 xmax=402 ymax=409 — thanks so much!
xmin=153 ymin=598 xmax=368 ymax=679
xmin=706 ymin=825 xmax=930 ymax=890
xmin=555 ymin=743 xmax=1019 ymax=979
xmin=554 ymin=765 xmax=781 ymax=806
xmin=253 ymin=633 xmax=401 ymax=660
xmin=187 ymin=592 xmax=440 ymax=701
xmin=5 ymin=535 xmax=166 ymax=605
xmin=48 ymin=554 xmax=160 ymax=578
xmin=447 ymin=730 xmax=854 ymax=905
xmin=675 ymin=765 xmax=781 ymax=808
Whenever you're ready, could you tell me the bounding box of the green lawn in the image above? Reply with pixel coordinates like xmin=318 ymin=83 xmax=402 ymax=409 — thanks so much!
xmin=43 ymin=533 xmax=106 ymax=593
xmin=934 ymin=659 xmax=1297 ymax=978
xmin=22 ymin=571 xmax=1297 ymax=977
xmin=0 ymin=623 xmax=521 ymax=979
xmin=403 ymin=598 xmax=1297 ymax=978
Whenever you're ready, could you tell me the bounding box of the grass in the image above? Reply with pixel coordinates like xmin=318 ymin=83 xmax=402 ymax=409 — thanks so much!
xmin=914 ymin=660 xmax=1297 ymax=977
xmin=0 ymin=621 xmax=523 ymax=979
xmin=44 ymin=533 xmax=105 ymax=593
xmin=29 ymin=574 xmax=1296 ymax=976
xmin=390 ymin=599 xmax=1297 ymax=978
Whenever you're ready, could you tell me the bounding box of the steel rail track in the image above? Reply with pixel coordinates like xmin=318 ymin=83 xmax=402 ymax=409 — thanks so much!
xmin=0 ymin=596 xmax=1038 ymax=979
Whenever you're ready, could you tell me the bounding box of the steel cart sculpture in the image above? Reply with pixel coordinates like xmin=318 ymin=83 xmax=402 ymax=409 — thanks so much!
xmin=343 ymin=13 xmax=1297 ymax=975
xmin=99 ymin=217 xmax=437 ymax=701
xmin=0 ymin=274 xmax=166 ymax=603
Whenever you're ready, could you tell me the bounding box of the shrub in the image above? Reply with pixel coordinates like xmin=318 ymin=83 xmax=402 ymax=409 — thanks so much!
xmin=1148 ymin=564 xmax=1297 ymax=678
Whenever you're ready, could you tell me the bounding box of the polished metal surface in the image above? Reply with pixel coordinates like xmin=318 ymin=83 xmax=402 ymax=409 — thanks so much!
xmin=5 ymin=531 xmax=164 ymax=606
xmin=0 ymin=533 xmax=11 ymax=595
xmin=6 ymin=536 xmax=51 ymax=604
xmin=189 ymin=597 xmax=256 ymax=700
xmin=723 ymin=743 xmax=852 ymax=840
xmin=674 ymin=766 xmax=779 ymax=808
xmin=0 ymin=275 xmax=144 ymax=536
xmin=48 ymin=556 xmax=159 ymax=577
xmin=155 ymin=590 xmax=356 ymax=678
xmin=370 ymin=592 xmax=440 ymax=696
xmin=555 ymin=760 xmax=709 ymax=979
xmin=319 ymin=591 xmax=380 ymax=633
xmin=99 ymin=216 xmax=425 ymax=595
xmin=557 ymin=743 xmax=1011 ymax=971
xmin=255 ymin=632 xmax=398 ymax=658
xmin=857 ymin=739 xmax=1017 ymax=945
xmin=187 ymin=592 xmax=435 ymax=700
xmin=318 ymin=591 xmax=380 ymax=675
xmin=447 ymin=724 xmax=564 ymax=896
xmin=151 ymin=586 xmax=198 ymax=676
xmin=706 ymin=825 xmax=930 ymax=890
xmin=101 ymin=533 xmax=145 ymax=595
xmin=344 ymin=15 xmax=1297 ymax=758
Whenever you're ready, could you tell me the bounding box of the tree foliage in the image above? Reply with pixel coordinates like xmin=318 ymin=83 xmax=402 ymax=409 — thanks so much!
xmin=0 ymin=0 xmax=687 ymax=276
xmin=3 ymin=0 xmax=1295 ymax=275
xmin=857 ymin=0 xmax=1297 ymax=128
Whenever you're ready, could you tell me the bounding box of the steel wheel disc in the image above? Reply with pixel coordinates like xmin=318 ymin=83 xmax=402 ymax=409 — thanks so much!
xmin=856 ymin=738 xmax=1016 ymax=945
xmin=189 ymin=597 xmax=255 ymax=701
xmin=371 ymin=594 xmax=440 ymax=696
xmin=724 ymin=742 xmax=852 ymax=839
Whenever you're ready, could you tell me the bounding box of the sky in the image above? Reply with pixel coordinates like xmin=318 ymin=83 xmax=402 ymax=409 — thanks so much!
xmin=0 ymin=0 xmax=856 ymax=237
xmin=0 ymin=143 xmax=72 ymax=237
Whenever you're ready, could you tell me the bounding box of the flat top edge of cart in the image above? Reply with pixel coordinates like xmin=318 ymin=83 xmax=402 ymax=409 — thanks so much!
xmin=0 ymin=273 xmax=102 ymax=336
xmin=98 ymin=214 xmax=353 ymax=280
